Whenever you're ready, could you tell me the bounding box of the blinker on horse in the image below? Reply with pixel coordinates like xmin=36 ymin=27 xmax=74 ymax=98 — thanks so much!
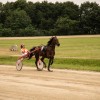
xmin=29 ymin=36 xmax=60 ymax=72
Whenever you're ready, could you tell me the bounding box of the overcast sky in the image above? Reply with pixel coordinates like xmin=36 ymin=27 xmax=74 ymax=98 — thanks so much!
xmin=0 ymin=0 xmax=100 ymax=5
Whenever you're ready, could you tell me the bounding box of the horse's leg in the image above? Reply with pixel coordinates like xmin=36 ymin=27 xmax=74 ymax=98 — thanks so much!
xmin=48 ymin=58 xmax=53 ymax=72
xmin=41 ymin=57 xmax=46 ymax=68
xmin=35 ymin=55 xmax=40 ymax=71
xmin=50 ymin=57 xmax=54 ymax=65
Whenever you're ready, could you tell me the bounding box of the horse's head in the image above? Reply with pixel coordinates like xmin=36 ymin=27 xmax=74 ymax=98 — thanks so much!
xmin=47 ymin=36 xmax=60 ymax=46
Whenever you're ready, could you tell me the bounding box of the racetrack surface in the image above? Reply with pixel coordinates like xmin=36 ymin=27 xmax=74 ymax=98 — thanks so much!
xmin=0 ymin=65 xmax=100 ymax=100
xmin=0 ymin=35 xmax=100 ymax=40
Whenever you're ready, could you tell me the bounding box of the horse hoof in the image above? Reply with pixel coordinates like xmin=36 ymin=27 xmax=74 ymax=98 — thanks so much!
xmin=48 ymin=69 xmax=53 ymax=72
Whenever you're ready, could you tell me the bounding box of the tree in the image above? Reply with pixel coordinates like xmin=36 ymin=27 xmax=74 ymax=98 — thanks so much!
xmin=55 ymin=17 xmax=79 ymax=35
xmin=80 ymin=2 xmax=100 ymax=34
xmin=62 ymin=2 xmax=79 ymax=20
xmin=13 ymin=0 xmax=27 ymax=10
xmin=4 ymin=9 xmax=31 ymax=30
xmin=0 ymin=2 xmax=3 ymax=23
xmin=0 ymin=2 xmax=15 ymax=25
xmin=0 ymin=1 xmax=100 ymax=36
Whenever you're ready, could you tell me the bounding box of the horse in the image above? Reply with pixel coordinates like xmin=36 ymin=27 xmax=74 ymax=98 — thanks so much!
xmin=29 ymin=36 xmax=60 ymax=72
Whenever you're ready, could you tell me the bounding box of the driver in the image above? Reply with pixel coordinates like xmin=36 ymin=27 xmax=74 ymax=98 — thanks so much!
xmin=18 ymin=44 xmax=29 ymax=60
xmin=18 ymin=44 xmax=40 ymax=60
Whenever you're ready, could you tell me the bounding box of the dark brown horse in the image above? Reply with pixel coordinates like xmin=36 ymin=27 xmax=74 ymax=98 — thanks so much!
xmin=29 ymin=36 xmax=60 ymax=71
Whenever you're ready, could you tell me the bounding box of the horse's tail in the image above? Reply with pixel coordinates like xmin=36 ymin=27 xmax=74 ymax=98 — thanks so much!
xmin=30 ymin=46 xmax=36 ymax=51
xmin=28 ymin=47 xmax=36 ymax=59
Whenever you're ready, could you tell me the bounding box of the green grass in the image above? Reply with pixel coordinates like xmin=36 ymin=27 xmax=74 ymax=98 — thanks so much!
xmin=1 ymin=37 xmax=100 ymax=59
xmin=53 ymin=58 xmax=100 ymax=72
xmin=56 ymin=37 xmax=100 ymax=59
xmin=0 ymin=56 xmax=100 ymax=72
xmin=0 ymin=36 xmax=100 ymax=72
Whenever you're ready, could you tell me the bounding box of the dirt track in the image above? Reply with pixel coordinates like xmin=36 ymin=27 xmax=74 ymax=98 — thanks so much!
xmin=0 ymin=65 xmax=100 ymax=100
xmin=0 ymin=35 xmax=100 ymax=40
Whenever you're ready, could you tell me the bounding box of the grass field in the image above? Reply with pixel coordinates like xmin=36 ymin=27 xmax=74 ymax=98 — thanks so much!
xmin=0 ymin=36 xmax=100 ymax=71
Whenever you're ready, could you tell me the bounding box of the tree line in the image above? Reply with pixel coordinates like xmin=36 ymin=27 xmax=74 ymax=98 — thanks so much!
xmin=0 ymin=0 xmax=100 ymax=36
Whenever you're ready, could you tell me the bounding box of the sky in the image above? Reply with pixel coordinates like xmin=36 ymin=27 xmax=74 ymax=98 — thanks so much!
xmin=0 ymin=0 xmax=100 ymax=5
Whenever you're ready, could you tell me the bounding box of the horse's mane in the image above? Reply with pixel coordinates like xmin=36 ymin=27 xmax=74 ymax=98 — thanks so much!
xmin=47 ymin=37 xmax=54 ymax=46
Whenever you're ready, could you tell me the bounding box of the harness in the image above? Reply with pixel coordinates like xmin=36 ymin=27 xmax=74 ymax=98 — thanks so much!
xmin=41 ymin=46 xmax=47 ymax=53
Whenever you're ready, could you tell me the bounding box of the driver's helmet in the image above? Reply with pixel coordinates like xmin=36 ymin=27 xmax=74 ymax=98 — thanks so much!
xmin=20 ymin=44 xmax=25 ymax=48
